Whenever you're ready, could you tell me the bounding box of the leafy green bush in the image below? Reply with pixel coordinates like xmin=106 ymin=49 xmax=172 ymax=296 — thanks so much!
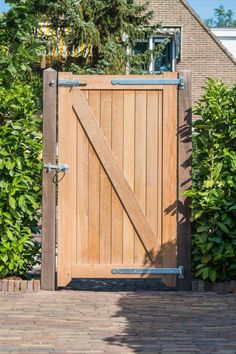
xmin=0 ymin=84 xmax=42 ymax=277
xmin=186 ymin=80 xmax=236 ymax=282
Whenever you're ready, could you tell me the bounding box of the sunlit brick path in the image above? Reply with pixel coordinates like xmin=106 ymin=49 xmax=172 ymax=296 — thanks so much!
xmin=0 ymin=290 xmax=236 ymax=353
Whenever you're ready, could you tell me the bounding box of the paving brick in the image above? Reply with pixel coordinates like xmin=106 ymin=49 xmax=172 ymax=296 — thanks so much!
xmin=33 ymin=279 xmax=40 ymax=292
xmin=1 ymin=280 xmax=8 ymax=292
xmin=14 ymin=280 xmax=20 ymax=292
xmin=191 ymin=280 xmax=198 ymax=291
xmin=27 ymin=280 xmax=33 ymax=292
xmin=20 ymin=280 xmax=27 ymax=292
xmin=7 ymin=280 xmax=14 ymax=292
xmin=0 ymin=290 xmax=236 ymax=353
xmin=197 ymin=280 xmax=205 ymax=292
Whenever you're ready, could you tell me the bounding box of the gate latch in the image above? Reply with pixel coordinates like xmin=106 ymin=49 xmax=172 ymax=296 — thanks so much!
xmin=44 ymin=163 xmax=69 ymax=173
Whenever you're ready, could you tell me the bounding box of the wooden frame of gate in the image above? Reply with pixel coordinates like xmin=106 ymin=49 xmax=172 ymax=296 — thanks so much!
xmin=41 ymin=69 xmax=192 ymax=291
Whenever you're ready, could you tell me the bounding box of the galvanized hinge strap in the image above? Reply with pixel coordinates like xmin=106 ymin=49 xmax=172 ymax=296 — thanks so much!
xmin=111 ymin=77 xmax=184 ymax=89
xmin=111 ymin=266 xmax=184 ymax=278
xmin=57 ymin=80 xmax=81 ymax=87
xmin=44 ymin=163 xmax=69 ymax=172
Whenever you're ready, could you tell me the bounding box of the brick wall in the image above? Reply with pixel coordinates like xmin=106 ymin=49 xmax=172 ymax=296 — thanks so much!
xmin=145 ymin=0 xmax=236 ymax=103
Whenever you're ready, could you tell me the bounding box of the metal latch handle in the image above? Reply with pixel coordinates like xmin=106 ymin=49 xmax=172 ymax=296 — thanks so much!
xmin=43 ymin=163 xmax=69 ymax=173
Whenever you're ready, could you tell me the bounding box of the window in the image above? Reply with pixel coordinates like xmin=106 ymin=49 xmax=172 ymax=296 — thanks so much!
xmin=152 ymin=37 xmax=174 ymax=72
xmin=133 ymin=31 xmax=180 ymax=73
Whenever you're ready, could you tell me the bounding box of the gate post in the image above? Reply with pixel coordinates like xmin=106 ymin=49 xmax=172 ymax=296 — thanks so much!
xmin=177 ymin=71 xmax=192 ymax=290
xmin=41 ymin=68 xmax=57 ymax=291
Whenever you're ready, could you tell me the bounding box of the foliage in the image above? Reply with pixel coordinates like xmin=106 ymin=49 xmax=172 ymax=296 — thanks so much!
xmin=0 ymin=0 xmax=163 ymax=277
xmin=205 ymin=5 xmax=236 ymax=28
xmin=0 ymin=84 xmax=42 ymax=277
xmin=7 ymin=0 xmax=164 ymax=74
xmin=185 ymin=80 xmax=236 ymax=282
xmin=0 ymin=4 xmax=44 ymax=86
xmin=0 ymin=4 xmax=43 ymax=278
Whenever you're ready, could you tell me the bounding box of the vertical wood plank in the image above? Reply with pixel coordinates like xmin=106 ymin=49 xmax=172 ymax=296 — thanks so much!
xmin=177 ymin=71 xmax=192 ymax=290
xmin=162 ymin=75 xmax=178 ymax=287
xmin=157 ymin=91 xmax=163 ymax=262
xmin=58 ymin=72 xmax=76 ymax=287
xmin=100 ymin=91 xmax=112 ymax=264
xmin=72 ymin=91 xmax=157 ymax=260
xmin=146 ymin=91 xmax=158 ymax=263
xmin=123 ymin=91 xmax=135 ymax=264
xmin=111 ymin=91 xmax=124 ymax=263
xmin=76 ymin=90 xmax=89 ymax=264
xmin=134 ymin=91 xmax=147 ymax=264
xmin=88 ymin=91 xmax=101 ymax=264
xmin=41 ymin=68 xmax=57 ymax=291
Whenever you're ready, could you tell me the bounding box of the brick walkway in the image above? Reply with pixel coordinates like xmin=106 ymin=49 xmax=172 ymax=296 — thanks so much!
xmin=0 ymin=290 xmax=236 ymax=353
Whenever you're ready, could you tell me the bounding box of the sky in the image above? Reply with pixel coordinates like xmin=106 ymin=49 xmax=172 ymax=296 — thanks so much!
xmin=187 ymin=0 xmax=236 ymax=19
xmin=0 ymin=0 xmax=236 ymax=22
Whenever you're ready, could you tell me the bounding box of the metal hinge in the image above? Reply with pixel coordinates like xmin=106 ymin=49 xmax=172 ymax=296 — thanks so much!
xmin=111 ymin=77 xmax=184 ymax=89
xmin=43 ymin=163 xmax=69 ymax=173
xmin=55 ymin=80 xmax=87 ymax=87
xmin=111 ymin=266 xmax=184 ymax=278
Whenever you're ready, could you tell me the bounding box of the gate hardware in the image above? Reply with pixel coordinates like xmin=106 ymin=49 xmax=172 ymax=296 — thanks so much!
xmin=58 ymin=80 xmax=87 ymax=87
xmin=111 ymin=77 xmax=184 ymax=89
xmin=111 ymin=266 xmax=184 ymax=278
xmin=44 ymin=163 xmax=69 ymax=173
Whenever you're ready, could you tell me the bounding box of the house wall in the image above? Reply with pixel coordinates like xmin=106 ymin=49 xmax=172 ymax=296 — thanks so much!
xmin=146 ymin=0 xmax=236 ymax=103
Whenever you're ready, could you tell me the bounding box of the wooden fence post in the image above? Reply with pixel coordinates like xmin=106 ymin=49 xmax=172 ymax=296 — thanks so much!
xmin=41 ymin=68 xmax=57 ymax=291
xmin=177 ymin=71 xmax=192 ymax=290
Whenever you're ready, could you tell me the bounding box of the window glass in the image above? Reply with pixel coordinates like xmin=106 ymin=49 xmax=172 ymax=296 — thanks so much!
xmin=133 ymin=36 xmax=173 ymax=73
xmin=153 ymin=37 xmax=172 ymax=72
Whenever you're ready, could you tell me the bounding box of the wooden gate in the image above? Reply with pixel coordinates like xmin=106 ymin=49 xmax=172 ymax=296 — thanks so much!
xmin=41 ymin=71 xmax=192 ymax=290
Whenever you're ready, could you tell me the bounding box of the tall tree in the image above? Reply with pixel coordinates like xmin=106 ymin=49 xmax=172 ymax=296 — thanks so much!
xmin=5 ymin=0 xmax=164 ymax=74
xmin=205 ymin=5 xmax=236 ymax=28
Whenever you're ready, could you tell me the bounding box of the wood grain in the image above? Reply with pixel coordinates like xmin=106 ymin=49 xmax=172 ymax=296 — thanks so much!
xmin=58 ymin=72 xmax=76 ymax=287
xmin=71 ymin=264 xmax=162 ymax=278
xmin=76 ymin=90 xmax=89 ymax=264
xmin=123 ymin=91 xmax=135 ymax=264
xmin=100 ymin=91 xmax=112 ymax=264
xmin=162 ymin=73 xmax=178 ymax=287
xmin=177 ymin=71 xmax=192 ymax=290
xmin=134 ymin=91 xmax=147 ymax=264
xmin=72 ymin=90 xmax=157 ymax=261
xmin=111 ymin=91 xmax=124 ymax=263
xmin=57 ymin=73 xmax=181 ymax=287
xmin=41 ymin=68 xmax=57 ymax=291
xmin=88 ymin=91 xmax=101 ymax=264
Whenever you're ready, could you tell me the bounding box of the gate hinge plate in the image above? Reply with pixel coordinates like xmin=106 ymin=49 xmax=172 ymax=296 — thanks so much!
xmin=44 ymin=163 xmax=69 ymax=172
xmin=56 ymin=80 xmax=87 ymax=87
xmin=111 ymin=77 xmax=184 ymax=89
xmin=111 ymin=266 xmax=184 ymax=278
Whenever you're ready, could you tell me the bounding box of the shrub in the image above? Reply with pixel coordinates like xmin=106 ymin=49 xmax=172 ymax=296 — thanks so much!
xmin=0 ymin=84 xmax=42 ymax=278
xmin=186 ymin=80 xmax=236 ymax=282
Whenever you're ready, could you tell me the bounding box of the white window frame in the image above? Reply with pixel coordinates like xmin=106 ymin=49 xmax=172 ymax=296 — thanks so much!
xmin=149 ymin=35 xmax=176 ymax=73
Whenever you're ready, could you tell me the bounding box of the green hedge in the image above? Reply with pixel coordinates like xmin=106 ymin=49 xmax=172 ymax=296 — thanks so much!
xmin=0 ymin=84 xmax=42 ymax=277
xmin=186 ymin=80 xmax=236 ymax=282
